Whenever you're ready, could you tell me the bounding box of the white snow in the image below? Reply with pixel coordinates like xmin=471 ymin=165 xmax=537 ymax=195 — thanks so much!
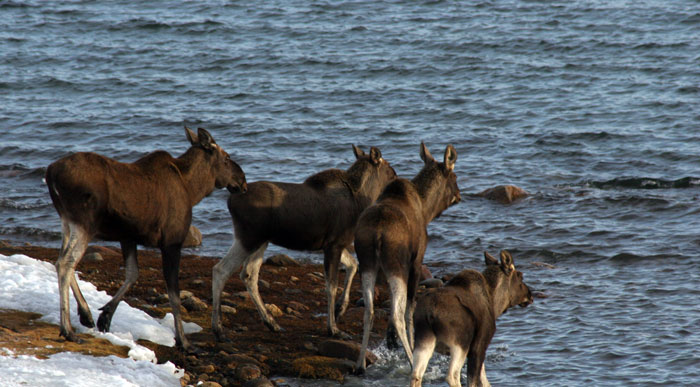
xmin=0 ymin=253 xmax=201 ymax=386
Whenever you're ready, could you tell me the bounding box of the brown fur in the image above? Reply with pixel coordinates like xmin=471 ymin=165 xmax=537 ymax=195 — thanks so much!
xmin=410 ymin=251 xmax=533 ymax=387
xmin=354 ymin=142 xmax=461 ymax=372
xmin=46 ymin=127 xmax=246 ymax=351
xmin=212 ymin=145 xmax=397 ymax=340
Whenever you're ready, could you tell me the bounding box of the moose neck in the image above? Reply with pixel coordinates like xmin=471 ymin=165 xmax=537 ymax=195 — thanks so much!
xmin=483 ymin=269 xmax=511 ymax=319
xmin=412 ymin=169 xmax=446 ymax=225
xmin=173 ymin=147 xmax=216 ymax=207
xmin=346 ymin=162 xmax=383 ymax=209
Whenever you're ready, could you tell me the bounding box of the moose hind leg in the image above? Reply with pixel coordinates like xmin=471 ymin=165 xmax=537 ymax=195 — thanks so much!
xmin=410 ymin=333 xmax=437 ymax=387
xmin=55 ymin=221 xmax=89 ymax=342
xmin=387 ymin=275 xmax=413 ymax=366
xmin=97 ymin=240 xmax=138 ymax=332
xmin=335 ymin=248 xmax=357 ymax=319
xmin=212 ymin=237 xmax=251 ymax=340
xmin=161 ymin=245 xmax=191 ymax=351
xmin=240 ymin=242 xmax=281 ymax=332
xmin=356 ymin=267 xmax=378 ymax=373
xmin=447 ymin=344 xmax=467 ymax=387
xmin=324 ymin=245 xmax=348 ymax=337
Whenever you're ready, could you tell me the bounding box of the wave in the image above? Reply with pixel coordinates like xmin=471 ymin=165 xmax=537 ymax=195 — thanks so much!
xmin=587 ymin=177 xmax=700 ymax=190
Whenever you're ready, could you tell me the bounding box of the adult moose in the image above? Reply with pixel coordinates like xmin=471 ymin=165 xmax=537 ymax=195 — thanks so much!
xmin=45 ymin=127 xmax=246 ymax=351
xmin=355 ymin=142 xmax=461 ymax=373
xmin=410 ymin=250 xmax=533 ymax=387
xmin=211 ymin=145 xmax=396 ymax=340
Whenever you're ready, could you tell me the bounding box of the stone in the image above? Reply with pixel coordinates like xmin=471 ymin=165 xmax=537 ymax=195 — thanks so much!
xmin=264 ymin=254 xmax=300 ymax=267
xmin=287 ymin=300 xmax=309 ymax=311
xmin=243 ymin=377 xmax=275 ymax=387
xmin=419 ymin=278 xmax=444 ymax=288
xmin=317 ymin=339 xmax=377 ymax=365
xmin=195 ymin=364 xmax=216 ymax=374
xmin=476 ymin=185 xmax=529 ymax=204
xmin=183 ymin=225 xmax=203 ymax=247
xmin=265 ymin=303 xmax=283 ymax=318
xmin=236 ymin=364 xmax=262 ymax=382
xmin=179 ymin=290 xmax=195 ymax=299
xmin=182 ymin=296 xmax=208 ymax=312
xmin=292 ymin=356 xmax=355 ymax=381
xmin=82 ymin=252 xmax=103 ymax=262
xmin=221 ymin=305 xmax=237 ymax=314
xmin=197 ymin=382 xmax=221 ymax=387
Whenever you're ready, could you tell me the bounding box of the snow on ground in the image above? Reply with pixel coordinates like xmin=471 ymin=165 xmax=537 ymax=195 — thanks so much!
xmin=0 ymin=253 xmax=200 ymax=386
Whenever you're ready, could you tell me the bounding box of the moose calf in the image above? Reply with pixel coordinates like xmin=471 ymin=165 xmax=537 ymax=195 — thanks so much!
xmin=410 ymin=250 xmax=533 ymax=387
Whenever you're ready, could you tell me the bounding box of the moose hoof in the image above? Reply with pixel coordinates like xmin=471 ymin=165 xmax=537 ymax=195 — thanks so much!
xmin=79 ymin=311 xmax=95 ymax=329
xmin=60 ymin=329 xmax=84 ymax=344
xmin=213 ymin=329 xmax=231 ymax=343
xmin=329 ymin=328 xmax=351 ymax=340
xmin=353 ymin=365 xmax=367 ymax=376
xmin=264 ymin=321 xmax=283 ymax=332
xmin=96 ymin=312 xmax=112 ymax=332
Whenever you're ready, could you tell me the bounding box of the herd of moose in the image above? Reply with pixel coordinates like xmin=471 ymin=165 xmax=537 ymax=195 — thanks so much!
xmin=45 ymin=127 xmax=533 ymax=387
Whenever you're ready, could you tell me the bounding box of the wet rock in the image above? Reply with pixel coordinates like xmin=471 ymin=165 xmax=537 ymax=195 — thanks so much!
xmin=197 ymin=382 xmax=221 ymax=387
xmin=265 ymin=254 xmax=300 ymax=267
xmin=292 ymin=356 xmax=355 ymax=381
xmin=243 ymin=377 xmax=274 ymax=387
xmin=318 ymin=339 xmax=377 ymax=365
xmin=419 ymin=278 xmax=443 ymax=288
xmin=195 ymin=364 xmax=216 ymax=374
xmin=477 ymin=185 xmax=529 ymax=204
xmin=182 ymin=295 xmax=208 ymax=312
xmin=183 ymin=225 xmax=202 ymax=247
xmin=236 ymin=364 xmax=262 ymax=382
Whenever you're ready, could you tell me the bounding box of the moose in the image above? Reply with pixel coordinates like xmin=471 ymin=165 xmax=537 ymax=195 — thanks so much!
xmin=410 ymin=250 xmax=533 ymax=387
xmin=355 ymin=142 xmax=461 ymax=373
xmin=45 ymin=127 xmax=246 ymax=351
xmin=211 ymin=145 xmax=396 ymax=340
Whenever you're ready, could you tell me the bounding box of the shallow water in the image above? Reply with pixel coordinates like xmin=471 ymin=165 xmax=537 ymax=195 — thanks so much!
xmin=2 ymin=1 xmax=700 ymax=385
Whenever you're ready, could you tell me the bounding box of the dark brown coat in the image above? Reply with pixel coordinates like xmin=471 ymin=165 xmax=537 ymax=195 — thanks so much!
xmin=46 ymin=127 xmax=246 ymax=351
xmin=354 ymin=142 xmax=461 ymax=372
xmin=410 ymin=251 xmax=533 ymax=387
xmin=211 ymin=145 xmax=396 ymax=339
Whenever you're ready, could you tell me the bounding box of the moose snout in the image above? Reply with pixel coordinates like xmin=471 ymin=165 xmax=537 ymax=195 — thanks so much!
xmin=519 ymin=288 xmax=534 ymax=307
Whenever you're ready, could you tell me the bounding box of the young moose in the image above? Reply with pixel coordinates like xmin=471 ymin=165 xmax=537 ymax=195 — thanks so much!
xmin=355 ymin=142 xmax=461 ymax=373
xmin=211 ymin=145 xmax=396 ymax=340
xmin=410 ymin=250 xmax=533 ymax=387
xmin=45 ymin=127 xmax=246 ymax=351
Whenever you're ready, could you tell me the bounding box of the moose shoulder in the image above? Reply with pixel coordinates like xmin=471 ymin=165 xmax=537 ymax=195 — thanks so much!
xmin=410 ymin=250 xmax=533 ymax=387
xmin=45 ymin=127 xmax=246 ymax=351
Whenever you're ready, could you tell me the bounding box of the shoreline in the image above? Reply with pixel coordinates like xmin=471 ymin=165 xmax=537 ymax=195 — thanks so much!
xmin=0 ymin=240 xmax=391 ymax=386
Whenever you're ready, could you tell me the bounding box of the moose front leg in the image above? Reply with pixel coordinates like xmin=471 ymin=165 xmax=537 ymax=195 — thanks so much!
xmin=324 ymin=245 xmax=349 ymax=338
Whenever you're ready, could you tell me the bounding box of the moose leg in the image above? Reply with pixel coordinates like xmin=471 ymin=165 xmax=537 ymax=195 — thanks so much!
xmin=324 ymin=245 xmax=347 ymax=337
xmin=335 ymin=248 xmax=357 ymax=319
xmin=387 ymin=275 xmax=413 ymax=366
xmin=55 ymin=221 xmax=89 ymax=343
xmin=356 ymin=266 xmax=378 ymax=373
xmin=161 ymin=245 xmax=191 ymax=351
xmin=447 ymin=344 xmax=467 ymax=387
xmin=212 ymin=238 xmax=254 ymax=341
xmin=97 ymin=240 xmax=138 ymax=332
xmin=240 ymin=242 xmax=281 ymax=332
xmin=410 ymin=333 xmax=437 ymax=387
xmin=406 ymin=263 xmax=422 ymax=350
xmin=60 ymin=220 xmax=94 ymax=329
xmin=479 ymin=365 xmax=491 ymax=387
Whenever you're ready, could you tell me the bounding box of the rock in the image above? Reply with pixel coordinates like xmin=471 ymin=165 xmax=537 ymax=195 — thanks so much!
xmin=82 ymin=252 xmax=103 ymax=262
xmin=236 ymin=364 xmax=262 ymax=382
xmin=85 ymin=245 xmax=116 ymax=256
xmin=179 ymin=290 xmax=194 ymax=299
xmin=287 ymin=300 xmax=309 ymax=311
xmin=264 ymin=254 xmax=300 ymax=267
xmin=183 ymin=225 xmax=203 ymax=247
xmin=197 ymin=382 xmax=222 ymax=387
xmin=318 ymin=339 xmax=377 ymax=366
xmin=195 ymin=364 xmax=216 ymax=374
xmin=182 ymin=296 xmax=208 ymax=312
xmin=532 ymin=262 xmax=556 ymax=269
xmin=419 ymin=278 xmax=443 ymax=288
xmin=420 ymin=264 xmax=433 ymax=281
xmin=243 ymin=377 xmax=275 ymax=387
xmin=265 ymin=303 xmax=283 ymax=318
xmin=259 ymin=279 xmax=270 ymax=289
xmin=292 ymin=356 xmax=355 ymax=381
xmin=477 ymin=185 xmax=529 ymax=204
xmin=221 ymin=305 xmax=237 ymax=314
xmin=190 ymin=279 xmax=205 ymax=287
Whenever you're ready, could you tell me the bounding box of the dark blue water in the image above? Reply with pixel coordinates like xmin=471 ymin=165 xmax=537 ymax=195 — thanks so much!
xmin=2 ymin=1 xmax=700 ymax=385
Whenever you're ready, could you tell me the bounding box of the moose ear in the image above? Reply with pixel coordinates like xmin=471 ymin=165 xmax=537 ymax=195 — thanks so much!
xmin=484 ymin=251 xmax=499 ymax=266
xmin=185 ymin=126 xmax=198 ymax=145
xmin=420 ymin=142 xmax=435 ymax=164
xmin=369 ymin=147 xmax=382 ymax=165
xmin=444 ymin=144 xmax=457 ymax=172
xmin=500 ymin=250 xmax=515 ymax=275
xmin=197 ymin=127 xmax=215 ymax=150
xmin=352 ymin=144 xmax=366 ymax=159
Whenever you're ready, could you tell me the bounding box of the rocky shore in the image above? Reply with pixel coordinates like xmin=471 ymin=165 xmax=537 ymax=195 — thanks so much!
xmin=0 ymin=240 xmax=396 ymax=386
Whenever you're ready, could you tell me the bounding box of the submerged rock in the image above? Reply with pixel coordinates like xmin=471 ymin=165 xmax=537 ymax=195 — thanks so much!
xmin=318 ymin=339 xmax=377 ymax=365
xmin=292 ymin=356 xmax=355 ymax=381
xmin=477 ymin=185 xmax=529 ymax=204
